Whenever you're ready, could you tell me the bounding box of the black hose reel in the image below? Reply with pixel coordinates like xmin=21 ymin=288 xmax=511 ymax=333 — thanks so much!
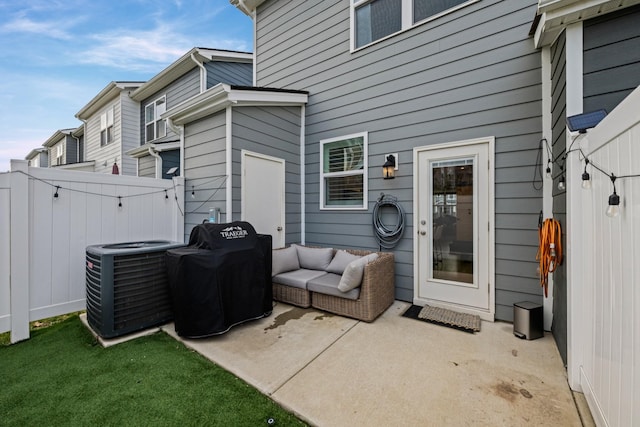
xmin=373 ymin=193 xmax=405 ymax=250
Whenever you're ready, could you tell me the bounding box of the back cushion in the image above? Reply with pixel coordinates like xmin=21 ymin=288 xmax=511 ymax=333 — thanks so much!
xmin=326 ymin=250 xmax=362 ymax=275
xmin=271 ymin=246 xmax=300 ymax=277
xmin=293 ymin=244 xmax=334 ymax=270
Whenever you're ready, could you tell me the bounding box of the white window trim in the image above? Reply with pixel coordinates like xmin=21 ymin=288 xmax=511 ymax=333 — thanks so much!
xmin=319 ymin=132 xmax=368 ymax=210
xmin=350 ymin=0 xmax=480 ymax=52
xmin=100 ymin=106 xmax=114 ymax=146
xmin=145 ymin=95 xmax=167 ymax=143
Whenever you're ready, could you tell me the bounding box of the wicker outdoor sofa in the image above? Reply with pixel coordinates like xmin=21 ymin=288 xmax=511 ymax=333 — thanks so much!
xmin=271 ymin=245 xmax=395 ymax=322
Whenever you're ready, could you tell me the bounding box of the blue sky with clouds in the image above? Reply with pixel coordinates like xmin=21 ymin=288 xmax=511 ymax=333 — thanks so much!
xmin=0 ymin=0 xmax=252 ymax=171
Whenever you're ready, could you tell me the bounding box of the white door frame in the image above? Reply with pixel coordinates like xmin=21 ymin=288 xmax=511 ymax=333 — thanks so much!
xmin=413 ymin=137 xmax=495 ymax=321
xmin=240 ymin=150 xmax=286 ymax=248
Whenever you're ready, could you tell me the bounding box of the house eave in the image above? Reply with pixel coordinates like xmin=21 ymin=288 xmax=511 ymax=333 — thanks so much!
xmin=163 ymin=83 xmax=308 ymax=126
xmin=42 ymin=129 xmax=75 ymax=148
xmin=130 ymin=48 xmax=253 ymax=102
xmin=229 ymin=0 xmax=267 ymax=15
xmin=533 ymin=0 xmax=640 ymax=47
xmin=127 ymin=141 xmax=181 ymax=158
xmin=75 ymin=81 xmax=144 ymax=120
xmin=25 ymin=147 xmax=47 ymax=160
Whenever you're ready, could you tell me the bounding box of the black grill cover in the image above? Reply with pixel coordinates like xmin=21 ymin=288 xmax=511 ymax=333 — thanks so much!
xmin=165 ymin=221 xmax=272 ymax=338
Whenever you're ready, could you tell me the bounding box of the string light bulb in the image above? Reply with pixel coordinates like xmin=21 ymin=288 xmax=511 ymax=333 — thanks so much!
xmin=118 ymin=196 xmax=123 ymax=209
xmin=165 ymin=189 xmax=169 ymax=199
xmin=53 ymin=185 xmax=60 ymax=199
xmin=581 ymin=159 xmax=591 ymax=189
xmin=545 ymin=160 xmax=552 ymax=179
xmin=191 ymin=186 xmax=195 ymax=199
xmin=557 ymin=174 xmax=566 ymax=191
xmin=606 ymin=174 xmax=620 ymax=218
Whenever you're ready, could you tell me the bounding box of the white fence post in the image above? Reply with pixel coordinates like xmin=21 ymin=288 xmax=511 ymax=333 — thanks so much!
xmin=10 ymin=160 xmax=30 ymax=343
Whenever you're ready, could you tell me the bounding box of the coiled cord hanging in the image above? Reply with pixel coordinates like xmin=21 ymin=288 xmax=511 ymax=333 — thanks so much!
xmin=536 ymin=217 xmax=563 ymax=297
xmin=373 ymin=193 xmax=405 ymax=250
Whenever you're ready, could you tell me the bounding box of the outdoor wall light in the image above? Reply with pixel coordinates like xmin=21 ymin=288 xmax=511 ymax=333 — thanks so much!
xmin=383 ymin=154 xmax=396 ymax=180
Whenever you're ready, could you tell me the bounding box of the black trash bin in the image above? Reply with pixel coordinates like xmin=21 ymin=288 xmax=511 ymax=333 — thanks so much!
xmin=165 ymin=221 xmax=272 ymax=338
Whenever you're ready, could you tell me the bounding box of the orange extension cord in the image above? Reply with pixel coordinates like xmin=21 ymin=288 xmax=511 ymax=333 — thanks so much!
xmin=536 ymin=218 xmax=563 ymax=297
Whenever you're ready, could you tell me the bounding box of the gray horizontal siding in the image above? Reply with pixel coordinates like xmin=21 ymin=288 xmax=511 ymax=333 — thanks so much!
xmin=64 ymin=135 xmax=78 ymax=164
xmin=206 ymin=61 xmax=253 ymax=87
xmin=138 ymin=155 xmax=156 ymax=178
xmin=583 ymin=4 xmax=640 ymax=114
xmin=231 ymin=106 xmax=303 ymax=244
xmin=256 ymin=0 xmax=542 ymax=319
xmin=182 ymin=111 xmax=227 ymax=241
xmin=120 ymin=94 xmax=139 ymax=176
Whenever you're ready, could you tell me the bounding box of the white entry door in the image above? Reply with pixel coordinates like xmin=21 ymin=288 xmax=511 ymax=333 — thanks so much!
xmin=241 ymin=150 xmax=285 ymax=248
xmin=414 ymin=138 xmax=494 ymax=320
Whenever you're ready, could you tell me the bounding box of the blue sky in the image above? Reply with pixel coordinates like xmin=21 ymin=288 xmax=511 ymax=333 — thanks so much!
xmin=0 ymin=0 xmax=252 ymax=172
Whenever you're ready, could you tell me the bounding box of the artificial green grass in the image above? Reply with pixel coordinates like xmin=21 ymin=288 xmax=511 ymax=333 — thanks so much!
xmin=0 ymin=315 xmax=306 ymax=426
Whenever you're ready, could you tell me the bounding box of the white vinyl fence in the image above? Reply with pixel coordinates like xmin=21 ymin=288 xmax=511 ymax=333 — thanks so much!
xmin=567 ymin=87 xmax=640 ymax=426
xmin=0 ymin=160 xmax=185 ymax=343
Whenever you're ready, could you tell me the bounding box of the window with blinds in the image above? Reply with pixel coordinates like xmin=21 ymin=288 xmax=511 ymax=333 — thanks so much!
xmin=320 ymin=133 xmax=368 ymax=209
xmin=352 ymin=0 xmax=475 ymax=50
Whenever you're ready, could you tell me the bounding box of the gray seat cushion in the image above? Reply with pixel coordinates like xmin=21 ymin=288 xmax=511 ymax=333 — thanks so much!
xmin=308 ymin=273 xmax=361 ymax=301
xmin=273 ymin=269 xmax=328 ymax=289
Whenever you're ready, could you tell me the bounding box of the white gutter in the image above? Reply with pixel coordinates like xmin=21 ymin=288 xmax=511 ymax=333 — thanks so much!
xmin=148 ymin=146 xmax=163 ymax=179
xmin=166 ymin=118 xmax=185 ymax=177
xmin=190 ymin=53 xmax=207 ymax=93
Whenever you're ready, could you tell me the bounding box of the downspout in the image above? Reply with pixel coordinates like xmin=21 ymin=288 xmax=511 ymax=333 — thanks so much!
xmin=148 ymin=145 xmax=162 ymax=179
xmin=190 ymin=53 xmax=207 ymax=93
xmin=166 ymin=118 xmax=185 ymax=177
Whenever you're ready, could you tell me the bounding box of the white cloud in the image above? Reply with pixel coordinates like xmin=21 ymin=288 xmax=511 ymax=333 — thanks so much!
xmin=79 ymin=23 xmax=249 ymax=71
xmin=0 ymin=15 xmax=72 ymax=39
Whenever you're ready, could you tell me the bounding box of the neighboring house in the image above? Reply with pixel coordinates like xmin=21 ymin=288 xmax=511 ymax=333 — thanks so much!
xmin=75 ymin=81 xmax=145 ymax=175
xmin=24 ymin=148 xmax=48 ymax=168
xmin=41 ymin=127 xmax=90 ymax=170
xmin=127 ymin=47 xmax=253 ymax=179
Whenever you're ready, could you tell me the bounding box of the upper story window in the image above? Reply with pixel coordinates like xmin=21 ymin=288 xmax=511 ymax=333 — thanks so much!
xmin=145 ymin=96 xmax=167 ymax=143
xmin=352 ymin=0 xmax=476 ymax=50
xmin=55 ymin=144 xmax=63 ymax=165
xmin=100 ymin=107 xmax=114 ymax=146
xmin=320 ymin=132 xmax=368 ymax=210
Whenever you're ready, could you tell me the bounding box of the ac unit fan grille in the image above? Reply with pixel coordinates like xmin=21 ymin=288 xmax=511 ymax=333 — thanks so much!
xmin=86 ymin=252 xmax=103 ymax=330
xmin=112 ymin=252 xmax=173 ymax=331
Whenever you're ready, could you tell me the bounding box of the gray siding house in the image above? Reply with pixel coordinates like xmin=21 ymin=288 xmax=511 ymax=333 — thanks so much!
xmin=127 ymin=48 xmax=253 ymax=179
xmin=532 ymin=0 xmax=640 ymax=364
xmin=227 ymin=0 xmax=545 ymax=323
xmin=24 ymin=148 xmax=48 ymax=168
xmin=75 ymin=81 xmax=145 ymax=175
xmin=42 ymin=128 xmax=86 ymax=169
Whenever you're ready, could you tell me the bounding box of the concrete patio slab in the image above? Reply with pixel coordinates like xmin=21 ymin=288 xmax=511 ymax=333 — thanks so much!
xmin=162 ymin=302 xmax=358 ymax=395
xmin=272 ymin=301 xmax=584 ymax=426
xmin=165 ymin=301 xmax=593 ymax=426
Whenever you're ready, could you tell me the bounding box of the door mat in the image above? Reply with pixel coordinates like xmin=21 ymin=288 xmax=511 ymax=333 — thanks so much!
xmin=402 ymin=304 xmax=481 ymax=334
